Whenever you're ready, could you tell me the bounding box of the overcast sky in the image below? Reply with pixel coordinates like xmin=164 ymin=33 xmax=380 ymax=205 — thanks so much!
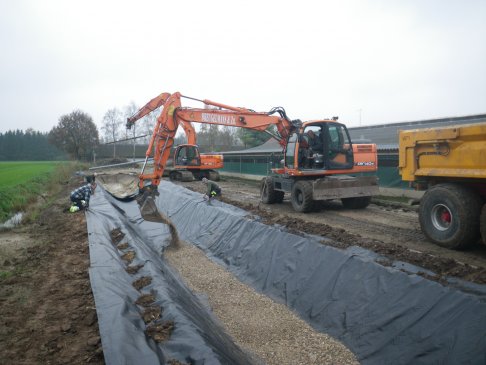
xmin=1 ymin=0 xmax=485 ymax=135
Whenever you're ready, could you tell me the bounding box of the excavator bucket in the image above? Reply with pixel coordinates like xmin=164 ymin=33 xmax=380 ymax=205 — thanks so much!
xmin=97 ymin=172 xmax=180 ymax=248
xmin=136 ymin=190 xmax=180 ymax=248
xmin=136 ymin=190 xmax=163 ymax=223
xmin=96 ymin=172 xmax=140 ymax=200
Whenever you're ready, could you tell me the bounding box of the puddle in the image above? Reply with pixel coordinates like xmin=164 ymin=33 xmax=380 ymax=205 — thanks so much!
xmin=0 ymin=213 xmax=24 ymax=230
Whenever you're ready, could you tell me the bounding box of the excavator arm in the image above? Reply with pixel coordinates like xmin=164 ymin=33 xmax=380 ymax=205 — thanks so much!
xmin=116 ymin=91 xmax=379 ymax=216
xmin=131 ymin=92 xmax=298 ymax=190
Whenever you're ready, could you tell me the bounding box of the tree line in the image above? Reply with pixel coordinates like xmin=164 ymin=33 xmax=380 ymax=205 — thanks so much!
xmin=0 ymin=129 xmax=66 ymax=161
xmin=1 ymin=104 xmax=274 ymax=162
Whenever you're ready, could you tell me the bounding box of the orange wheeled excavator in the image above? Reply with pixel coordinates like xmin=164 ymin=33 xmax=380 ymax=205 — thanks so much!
xmin=128 ymin=91 xmax=379 ymax=212
xmin=126 ymin=92 xmax=223 ymax=182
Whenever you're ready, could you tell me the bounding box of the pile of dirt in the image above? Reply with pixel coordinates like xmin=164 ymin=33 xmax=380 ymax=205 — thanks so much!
xmin=0 ymin=176 xmax=103 ymax=364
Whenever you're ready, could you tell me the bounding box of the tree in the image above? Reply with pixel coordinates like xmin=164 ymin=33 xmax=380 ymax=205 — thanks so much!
xmin=123 ymin=102 xmax=139 ymax=160
xmin=101 ymin=108 xmax=123 ymax=158
xmin=236 ymin=127 xmax=273 ymax=149
xmin=49 ymin=110 xmax=99 ymax=161
xmin=142 ymin=110 xmax=158 ymax=143
xmin=0 ymin=129 xmax=65 ymax=161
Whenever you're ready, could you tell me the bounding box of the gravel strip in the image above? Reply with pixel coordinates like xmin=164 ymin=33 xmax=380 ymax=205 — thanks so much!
xmin=165 ymin=241 xmax=359 ymax=365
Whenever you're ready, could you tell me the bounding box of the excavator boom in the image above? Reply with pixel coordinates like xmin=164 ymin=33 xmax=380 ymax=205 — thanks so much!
xmin=124 ymin=91 xmax=378 ymax=212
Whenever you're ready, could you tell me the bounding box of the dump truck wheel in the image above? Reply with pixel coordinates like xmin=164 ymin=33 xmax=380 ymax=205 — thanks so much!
xmin=291 ymin=181 xmax=314 ymax=212
xmin=341 ymin=196 xmax=371 ymax=209
xmin=480 ymin=204 xmax=486 ymax=245
xmin=260 ymin=177 xmax=284 ymax=204
xmin=419 ymin=184 xmax=481 ymax=250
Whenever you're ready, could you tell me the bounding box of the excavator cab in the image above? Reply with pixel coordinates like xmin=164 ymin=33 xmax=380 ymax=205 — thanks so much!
xmin=171 ymin=144 xmax=223 ymax=181
xmin=174 ymin=144 xmax=201 ymax=167
xmin=290 ymin=122 xmax=354 ymax=172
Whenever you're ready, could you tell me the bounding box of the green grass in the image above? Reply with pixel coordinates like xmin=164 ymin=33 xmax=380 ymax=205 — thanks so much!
xmin=0 ymin=270 xmax=13 ymax=280
xmin=0 ymin=161 xmax=59 ymax=188
xmin=0 ymin=161 xmax=79 ymax=222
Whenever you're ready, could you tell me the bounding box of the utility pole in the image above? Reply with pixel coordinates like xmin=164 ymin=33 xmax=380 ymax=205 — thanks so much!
xmin=357 ymin=109 xmax=362 ymax=126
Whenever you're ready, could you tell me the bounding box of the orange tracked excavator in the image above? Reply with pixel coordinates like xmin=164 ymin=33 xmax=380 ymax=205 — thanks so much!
xmin=127 ymin=91 xmax=379 ymax=213
xmin=126 ymin=92 xmax=223 ymax=182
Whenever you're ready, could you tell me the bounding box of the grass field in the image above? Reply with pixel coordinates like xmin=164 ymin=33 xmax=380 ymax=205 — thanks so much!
xmin=0 ymin=162 xmax=60 ymax=188
xmin=0 ymin=161 xmax=72 ymax=222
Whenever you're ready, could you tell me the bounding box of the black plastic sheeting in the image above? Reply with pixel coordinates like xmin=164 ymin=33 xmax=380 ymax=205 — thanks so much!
xmin=86 ymin=188 xmax=262 ymax=365
xmin=87 ymin=181 xmax=486 ymax=365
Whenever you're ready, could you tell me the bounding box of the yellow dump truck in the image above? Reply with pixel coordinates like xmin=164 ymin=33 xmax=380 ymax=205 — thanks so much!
xmin=399 ymin=122 xmax=486 ymax=249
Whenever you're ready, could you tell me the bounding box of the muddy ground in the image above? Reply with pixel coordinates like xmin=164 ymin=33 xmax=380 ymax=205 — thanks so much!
xmin=177 ymin=176 xmax=486 ymax=285
xmin=2 ymin=172 xmax=485 ymax=364
xmin=0 ymin=176 xmax=103 ymax=365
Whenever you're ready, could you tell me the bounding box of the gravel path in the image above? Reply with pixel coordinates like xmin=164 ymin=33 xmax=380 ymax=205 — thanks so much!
xmin=165 ymin=241 xmax=359 ymax=365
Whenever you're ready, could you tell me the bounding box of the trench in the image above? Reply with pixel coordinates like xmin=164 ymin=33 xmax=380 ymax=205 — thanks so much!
xmin=86 ymin=180 xmax=486 ymax=365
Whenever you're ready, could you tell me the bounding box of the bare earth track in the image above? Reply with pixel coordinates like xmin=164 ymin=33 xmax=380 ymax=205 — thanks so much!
xmin=0 ymin=177 xmax=103 ymax=365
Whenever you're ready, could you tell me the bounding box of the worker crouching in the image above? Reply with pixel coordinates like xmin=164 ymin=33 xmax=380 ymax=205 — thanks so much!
xmin=202 ymin=177 xmax=221 ymax=204
xmin=70 ymin=181 xmax=97 ymax=212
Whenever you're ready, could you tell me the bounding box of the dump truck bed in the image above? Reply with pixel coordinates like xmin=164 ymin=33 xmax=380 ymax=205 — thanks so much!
xmin=399 ymin=122 xmax=486 ymax=182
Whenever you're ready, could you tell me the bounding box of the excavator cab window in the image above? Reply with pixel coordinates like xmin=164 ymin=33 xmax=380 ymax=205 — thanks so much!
xmin=284 ymin=134 xmax=298 ymax=168
xmin=175 ymin=145 xmax=201 ymax=166
xmin=299 ymin=126 xmax=325 ymax=169
xmin=324 ymin=123 xmax=354 ymax=170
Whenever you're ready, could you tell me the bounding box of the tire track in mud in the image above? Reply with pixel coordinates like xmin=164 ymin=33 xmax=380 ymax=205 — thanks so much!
xmin=314 ymin=209 xmax=426 ymax=242
xmin=219 ymin=197 xmax=486 ymax=285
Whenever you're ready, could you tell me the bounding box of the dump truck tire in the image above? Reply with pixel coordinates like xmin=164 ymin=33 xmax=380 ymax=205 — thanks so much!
xmin=291 ymin=181 xmax=314 ymax=212
xmin=341 ymin=196 xmax=371 ymax=209
xmin=480 ymin=204 xmax=486 ymax=245
xmin=261 ymin=177 xmax=284 ymax=204
xmin=419 ymin=183 xmax=481 ymax=250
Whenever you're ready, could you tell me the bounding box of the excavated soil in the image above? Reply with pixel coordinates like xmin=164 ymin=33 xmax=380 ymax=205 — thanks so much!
xmin=2 ymin=172 xmax=485 ymax=364
xmin=0 ymin=176 xmax=103 ymax=365
xmin=177 ymin=177 xmax=486 ymax=285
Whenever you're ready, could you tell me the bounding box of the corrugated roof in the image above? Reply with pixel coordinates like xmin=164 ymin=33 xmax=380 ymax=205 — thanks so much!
xmin=222 ymin=114 xmax=486 ymax=155
xmin=348 ymin=114 xmax=486 ymax=145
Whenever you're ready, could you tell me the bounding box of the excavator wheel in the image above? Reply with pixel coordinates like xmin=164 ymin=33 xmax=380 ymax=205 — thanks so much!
xmin=179 ymin=170 xmax=195 ymax=182
xmin=169 ymin=171 xmax=180 ymax=181
xmin=291 ymin=181 xmax=314 ymax=212
xmin=260 ymin=177 xmax=284 ymax=204
xmin=419 ymin=183 xmax=482 ymax=250
xmin=208 ymin=171 xmax=220 ymax=181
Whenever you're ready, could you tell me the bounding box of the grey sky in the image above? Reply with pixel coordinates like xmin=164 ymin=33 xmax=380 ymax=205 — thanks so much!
xmin=1 ymin=0 xmax=485 ymax=134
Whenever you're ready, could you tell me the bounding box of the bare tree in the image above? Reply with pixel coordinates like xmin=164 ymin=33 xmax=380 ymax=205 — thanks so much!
xmin=101 ymin=108 xmax=123 ymax=158
xmin=141 ymin=108 xmax=159 ymax=144
xmin=49 ymin=110 xmax=99 ymax=160
xmin=124 ymin=102 xmax=139 ymax=160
